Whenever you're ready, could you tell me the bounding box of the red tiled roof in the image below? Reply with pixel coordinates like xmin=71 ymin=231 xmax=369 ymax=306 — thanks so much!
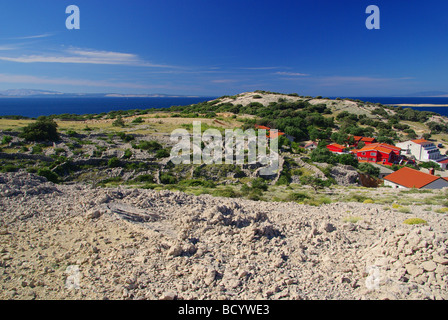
xmin=411 ymin=139 xmax=430 ymax=145
xmin=357 ymin=143 xmax=401 ymax=154
xmin=268 ymin=131 xmax=285 ymax=139
xmin=353 ymin=136 xmax=376 ymax=142
xmin=327 ymin=143 xmax=345 ymax=150
xmin=438 ymin=159 xmax=448 ymax=164
xmin=255 ymin=125 xmax=271 ymax=130
xmin=384 ymin=167 xmax=442 ymax=189
xmin=305 ymin=141 xmax=318 ymax=147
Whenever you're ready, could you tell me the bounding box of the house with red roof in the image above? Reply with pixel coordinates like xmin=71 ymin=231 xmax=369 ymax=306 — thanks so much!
xmin=304 ymin=141 xmax=318 ymax=150
xmin=352 ymin=136 xmax=376 ymax=147
xmin=384 ymin=166 xmax=448 ymax=189
xmin=254 ymin=125 xmax=293 ymax=142
xmin=438 ymin=158 xmax=448 ymax=170
xmin=355 ymin=143 xmax=401 ymax=166
xmin=254 ymin=125 xmax=271 ymax=131
xmin=326 ymin=143 xmax=346 ymax=154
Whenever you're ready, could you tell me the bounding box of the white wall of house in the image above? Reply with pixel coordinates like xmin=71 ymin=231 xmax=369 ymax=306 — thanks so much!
xmin=384 ymin=180 xmax=407 ymax=189
xmin=396 ymin=141 xmax=442 ymax=162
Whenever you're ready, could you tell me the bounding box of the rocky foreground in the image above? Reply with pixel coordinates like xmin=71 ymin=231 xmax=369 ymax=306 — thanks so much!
xmin=0 ymin=172 xmax=447 ymax=300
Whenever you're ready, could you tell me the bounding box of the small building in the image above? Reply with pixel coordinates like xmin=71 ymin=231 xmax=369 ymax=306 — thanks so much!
xmin=437 ymin=158 xmax=448 ymax=170
xmin=304 ymin=141 xmax=318 ymax=150
xmin=326 ymin=143 xmax=346 ymax=154
xmin=255 ymin=125 xmax=293 ymax=142
xmin=356 ymin=143 xmax=402 ymax=166
xmin=384 ymin=166 xmax=448 ymax=189
xmin=255 ymin=125 xmax=271 ymax=131
xmin=352 ymin=136 xmax=376 ymax=147
xmin=396 ymin=139 xmax=444 ymax=162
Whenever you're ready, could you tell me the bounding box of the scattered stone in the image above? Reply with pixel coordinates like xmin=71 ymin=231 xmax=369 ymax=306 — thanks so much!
xmin=160 ymin=291 xmax=177 ymax=300
xmin=422 ymin=261 xmax=437 ymax=272
xmin=1 ymin=171 xmax=448 ymax=300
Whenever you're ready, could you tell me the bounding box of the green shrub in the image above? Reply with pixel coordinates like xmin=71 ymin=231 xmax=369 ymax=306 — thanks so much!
xmin=99 ymin=177 xmax=123 ymax=185
xmin=123 ymin=149 xmax=133 ymax=159
xmin=251 ymin=177 xmax=269 ymax=191
xmin=37 ymin=168 xmax=59 ymax=183
xmin=276 ymin=172 xmax=291 ymax=186
xmin=160 ymin=173 xmax=177 ymax=184
xmin=1 ymin=135 xmax=13 ymax=145
xmin=132 ymin=117 xmax=144 ymax=124
xmin=179 ymin=179 xmax=216 ymax=188
xmin=1 ymin=164 xmax=18 ymax=173
xmin=155 ymin=148 xmax=170 ymax=159
xmin=20 ymin=117 xmax=59 ymax=142
xmin=358 ymin=163 xmax=380 ymax=177
xmin=31 ymin=145 xmax=43 ymax=154
xmin=212 ymin=187 xmax=240 ymax=198
xmin=112 ymin=115 xmax=125 ymax=127
xmin=435 ymin=207 xmax=448 ymax=213
xmin=66 ymin=129 xmax=78 ymax=137
xmin=403 ymin=218 xmax=427 ymax=225
xmin=343 ymin=216 xmax=362 ymax=223
xmin=108 ymin=157 xmax=121 ymax=168
xmin=287 ymin=192 xmax=310 ymax=202
xmin=134 ymin=174 xmax=154 ymax=183
xmin=138 ymin=140 xmax=162 ymax=152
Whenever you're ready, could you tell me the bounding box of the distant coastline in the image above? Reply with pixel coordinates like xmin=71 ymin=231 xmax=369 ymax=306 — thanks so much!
xmin=0 ymin=95 xmax=448 ymax=118
xmin=386 ymin=104 xmax=448 ymax=107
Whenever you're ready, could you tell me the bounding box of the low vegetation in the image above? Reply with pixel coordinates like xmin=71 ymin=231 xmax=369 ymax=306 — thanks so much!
xmin=1 ymin=91 xmax=447 ymax=206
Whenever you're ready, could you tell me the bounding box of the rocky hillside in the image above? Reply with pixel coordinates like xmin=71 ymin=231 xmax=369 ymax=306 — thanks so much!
xmin=1 ymin=172 xmax=447 ymax=300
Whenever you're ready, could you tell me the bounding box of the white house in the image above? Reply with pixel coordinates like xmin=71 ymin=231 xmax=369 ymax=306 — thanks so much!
xmin=396 ymin=139 xmax=444 ymax=162
xmin=383 ymin=166 xmax=448 ymax=189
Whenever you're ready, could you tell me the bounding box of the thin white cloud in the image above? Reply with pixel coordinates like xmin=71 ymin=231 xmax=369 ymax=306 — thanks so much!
xmin=275 ymin=71 xmax=309 ymax=76
xmin=211 ymin=79 xmax=238 ymax=84
xmin=240 ymin=67 xmax=280 ymax=70
xmin=0 ymin=48 xmax=174 ymax=68
xmin=0 ymin=73 xmax=173 ymax=90
xmin=7 ymin=33 xmax=53 ymax=40
xmin=317 ymin=76 xmax=414 ymax=86
xmin=0 ymin=45 xmax=17 ymax=51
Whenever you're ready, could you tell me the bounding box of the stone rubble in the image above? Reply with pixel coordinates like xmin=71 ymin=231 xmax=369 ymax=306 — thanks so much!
xmin=0 ymin=172 xmax=447 ymax=300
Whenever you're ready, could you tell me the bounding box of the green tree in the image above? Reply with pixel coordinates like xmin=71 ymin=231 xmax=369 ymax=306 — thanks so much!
xmin=112 ymin=115 xmax=125 ymax=127
xmin=337 ymin=154 xmax=358 ymax=167
xmin=358 ymin=163 xmax=380 ymax=177
xmin=20 ymin=116 xmax=59 ymax=142
xmin=310 ymin=147 xmax=335 ymax=164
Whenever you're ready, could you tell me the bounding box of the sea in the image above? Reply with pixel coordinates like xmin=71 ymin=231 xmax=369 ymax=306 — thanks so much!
xmin=0 ymin=96 xmax=447 ymax=118
xmin=340 ymin=97 xmax=448 ymax=118
xmin=0 ymin=97 xmax=217 ymax=118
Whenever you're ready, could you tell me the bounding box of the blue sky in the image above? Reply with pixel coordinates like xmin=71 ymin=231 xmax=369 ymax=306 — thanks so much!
xmin=0 ymin=0 xmax=447 ymax=97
